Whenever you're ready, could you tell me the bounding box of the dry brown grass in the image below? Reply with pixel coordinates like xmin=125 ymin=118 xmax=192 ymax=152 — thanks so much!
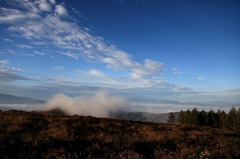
xmin=0 ymin=110 xmax=240 ymax=159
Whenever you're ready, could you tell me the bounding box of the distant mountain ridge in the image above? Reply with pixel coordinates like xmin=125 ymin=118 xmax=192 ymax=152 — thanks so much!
xmin=0 ymin=93 xmax=45 ymax=104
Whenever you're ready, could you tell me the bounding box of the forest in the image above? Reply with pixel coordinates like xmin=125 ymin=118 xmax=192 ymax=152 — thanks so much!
xmin=168 ymin=107 xmax=240 ymax=130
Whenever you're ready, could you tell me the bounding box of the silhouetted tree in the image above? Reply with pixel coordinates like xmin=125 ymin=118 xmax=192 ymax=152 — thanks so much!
xmin=168 ymin=112 xmax=176 ymax=123
xmin=206 ymin=110 xmax=215 ymax=126
xmin=178 ymin=110 xmax=184 ymax=124
xmin=198 ymin=110 xmax=207 ymax=126
xmin=190 ymin=108 xmax=198 ymax=125
xmin=218 ymin=110 xmax=227 ymax=128
xmin=184 ymin=109 xmax=191 ymax=124
xmin=226 ymin=107 xmax=237 ymax=129
xmin=177 ymin=107 xmax=240 ymax=129
xmin=213 ymin=111 xmax=220 ymax=127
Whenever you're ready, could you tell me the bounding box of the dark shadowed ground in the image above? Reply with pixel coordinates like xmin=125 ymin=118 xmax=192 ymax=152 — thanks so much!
xmin=0 ymin=109 xmax=240 ymax=159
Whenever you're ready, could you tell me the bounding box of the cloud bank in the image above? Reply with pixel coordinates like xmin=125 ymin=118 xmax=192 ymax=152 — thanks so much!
xmin=44 ymin=91 xmax=128 ymax=117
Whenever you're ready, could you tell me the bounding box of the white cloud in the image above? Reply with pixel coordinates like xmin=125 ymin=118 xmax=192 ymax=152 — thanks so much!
xmin=89 ymin=69 xmax=105 ymax=76
xmin=1 ymin=0 xmax=165 ymax=87
xmin=0 ymin=7 xmax=38 ymax=23
xmin=16 ymin=44 xmax=33 ymax=49
xmin=53 ymin=66 xmax=66 ymax=70
xmin=131 ymin=59 xmax=164 ymax=79
xmin=37 ymin=0 xmax=52 ymax=12
xmin=174 ymin=71 xmax=182 ymax=74
xmin=197 ymin=77 xmax=205 ymax=80
xmin=9 ymin=67 xmax=25 ymax=72
xmin=32 ymin=41 xmax=48 ymax=45
xmin=172 ymin=68 xmax=179 ymax=71
xmin=172 ymin=68 xmax=182 ymax=74
xmin=34 ymin=51 xmax=46 ymax=56
xmin=49 ymin=0 xmax=56 ymax=5
xmin=0 ymin=64 xmax=25 ymax=74
xmin=60 ymin=52 xmax=79 ymax=60
xmin=0 ymin=60 xmax=9 ymax=65
xmin=3 ymin=38 xmax=13 ymax=42
xmin=74 ymin=69 xmax=159 ymax=89
xmin=55 ymin=4 xmax=67 ymax=16
xmin=7 ymin=49 xmax=16 ymax=56
xmin=0 ymin=59 xmax=25 ymax=73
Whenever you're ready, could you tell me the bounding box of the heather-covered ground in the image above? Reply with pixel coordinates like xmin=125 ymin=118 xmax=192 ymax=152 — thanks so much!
xmin=0 ymin=110 xmax=240 ymax=159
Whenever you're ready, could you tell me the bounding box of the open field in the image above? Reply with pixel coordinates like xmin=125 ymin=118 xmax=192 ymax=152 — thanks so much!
xmin=0 ymin=109 xmax=240 ymax=159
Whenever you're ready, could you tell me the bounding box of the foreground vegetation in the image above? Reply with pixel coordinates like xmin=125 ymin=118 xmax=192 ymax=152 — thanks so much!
xmin=0 ymin=109 xmax=240 ymax=159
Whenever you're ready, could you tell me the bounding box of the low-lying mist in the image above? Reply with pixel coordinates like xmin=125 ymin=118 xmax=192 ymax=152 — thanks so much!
xmin=44 ymin=91 xmax=129 ymax=117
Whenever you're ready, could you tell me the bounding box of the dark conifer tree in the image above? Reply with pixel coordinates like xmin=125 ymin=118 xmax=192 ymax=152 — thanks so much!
xmin=177 ymin=107 xmax=240 ymax=129
xmin=184 ymin=109 xmax=191 ymax=125
xmin=198 ymin=110 xmax=207 ymax=126
xmin=168 ymin=112 xmax=176 ymax=123
xmin=178 ymin=110 xmax=184 ymax=124
xmin=219 ymin=110 xmax=227 ymax=128
xmin=213 ymin=111 xmax=220 ymax=127
xmin=226 ymin=107 xmax=237 ymax=129
xmin=190 ymin=108 xmax=198 ymax=125
xmin=207 ymin=110 xmax=215 ymax=126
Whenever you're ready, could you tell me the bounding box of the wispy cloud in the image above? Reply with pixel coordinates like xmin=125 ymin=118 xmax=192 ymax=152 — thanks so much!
xmin=0 ymin=60 xmax=9 ymax=65
xmin=60 ymin=52 xmax=79 ymax=60
xmin=197 ymin=77 xmax=205 ymax=80
xmin=0 ymin=61 xmax=27 ymax=82
xmin=16 ymin=44 xmax=33 ymax=49
xmin=53 ymin=66 xmax=66 ymax=71
xmin=0 ymin=60 xmax=25 ymax=73
xmin=47 ymin=77 xmax=78 ymax=85
xmin=172 ymin=68 xmax=179 ymax=71
xmin=0 ymin=71 xmax=28 ymax=82
xmin=131 ymin=59 xmax=164 ymax=79
xmin=3 ymin=38 xmax=13 ymax=42
xmin=0 ymin=7 xmax=38 ymax=23
xmin=89 ymin=69 xmax=105 ymax=77
xmin=173 ymin=71 xmax=183 ymax=74
xmin=0 ymin=0 xmax=165 ymax=84
xmin=172 ymin=68 xmax=182 ymax=74
xmin=34 ymin=51 xmax=46 ymax=56
xmin=0 ymin=0 xmax=196 ymax=103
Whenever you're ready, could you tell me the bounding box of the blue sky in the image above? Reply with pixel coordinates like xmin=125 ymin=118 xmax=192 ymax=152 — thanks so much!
xmin=0 ymin=0 xmax=240 ymax=106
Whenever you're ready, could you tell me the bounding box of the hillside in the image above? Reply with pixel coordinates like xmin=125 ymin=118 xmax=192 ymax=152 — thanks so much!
xmin=0 ymin=110 xmax=240 ymax=159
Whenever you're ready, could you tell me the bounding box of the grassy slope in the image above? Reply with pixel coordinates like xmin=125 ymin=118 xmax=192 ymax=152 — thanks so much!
xmin=0 ymin=110 xmax=240 ymax=159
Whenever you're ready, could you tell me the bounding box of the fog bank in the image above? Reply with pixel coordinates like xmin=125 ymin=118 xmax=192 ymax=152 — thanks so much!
xmin=44 ymin=91 xmax=128 ymax=117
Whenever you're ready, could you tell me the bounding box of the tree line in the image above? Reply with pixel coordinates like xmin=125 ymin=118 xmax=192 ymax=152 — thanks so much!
xmin=168 ymin=107 xmax=240 ymax=130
